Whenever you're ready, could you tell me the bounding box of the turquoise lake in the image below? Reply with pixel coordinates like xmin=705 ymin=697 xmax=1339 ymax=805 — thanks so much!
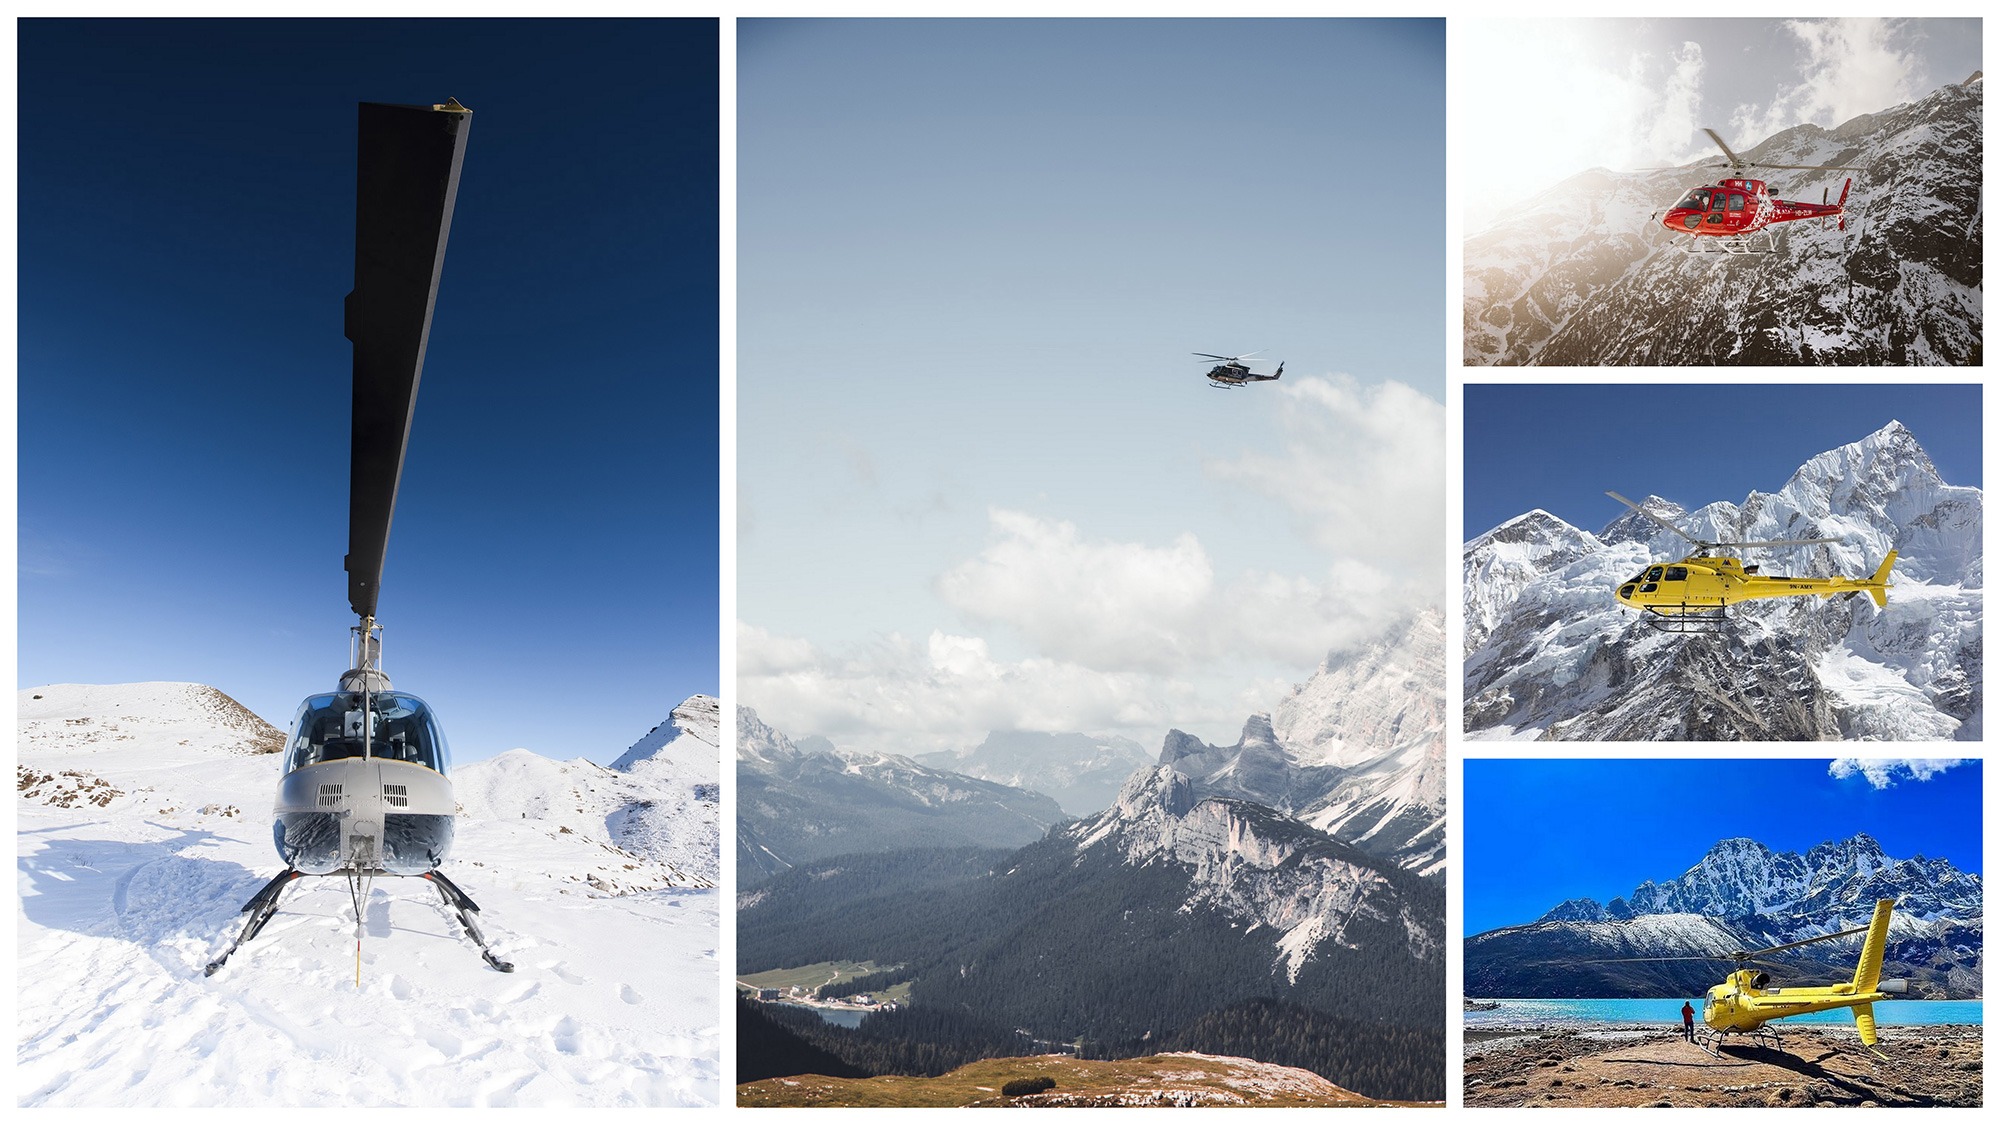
xmin=1465 ymin=998 xmax=1982 ymax=1028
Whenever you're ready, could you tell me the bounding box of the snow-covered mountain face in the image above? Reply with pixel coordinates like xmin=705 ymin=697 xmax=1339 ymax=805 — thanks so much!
xmin=600 ymin=695 xmax=720 ymax=885
xmin=914 ymin=729 xmax=1153 ymax=818
xmin=1466 ymin=77 xmax=1983 ymax=366
xmin=1465 ymin=423 xmax=1982 ymax=740
xmin=735 ymin=706 xmax=1067 ymax=884
xmin=1467 ymin=833 xmax=1982 ymax=999
xmin=1066 ymin=765 xmax=1441 ymax=984
xmin=1157 ymin=610 xmax=1445 ymax=876
xmin=16 ymin=683 xmax=719 ymax=1107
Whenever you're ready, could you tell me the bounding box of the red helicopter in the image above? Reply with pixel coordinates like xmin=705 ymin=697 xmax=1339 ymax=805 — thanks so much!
xmin=1657 ymin=129 xmax=1862 ymax=255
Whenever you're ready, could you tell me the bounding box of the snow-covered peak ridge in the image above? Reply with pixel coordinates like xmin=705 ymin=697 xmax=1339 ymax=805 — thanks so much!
xmin=1275 ymin=607 xmax=1443 ymax=774
xmin=611 ymin=694 xmax=720 ymax=773
xmin=1065 ymin=763 xmax=1437 ymax=981
xmin=18 ymin=682 xmax=285 ymax=757
xmin=1533 ymin=832 xmax=1978 ymax=928
xmin=735 ymin=705 xmax=804 ymax=764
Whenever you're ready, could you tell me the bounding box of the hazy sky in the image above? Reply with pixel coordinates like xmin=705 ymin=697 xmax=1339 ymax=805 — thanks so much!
xmin=1463 ymin=384 xmax=1982 ymax=539
xmin=1460 ymin=17 xmax=1984 ymax=228
xmin=1463 ymin=758 xmax=1983 ymax=936
xmin=16 ymin=19 xmax=719 ymax=764
xmin=739 ymin=18 xmax=1445 ymax=756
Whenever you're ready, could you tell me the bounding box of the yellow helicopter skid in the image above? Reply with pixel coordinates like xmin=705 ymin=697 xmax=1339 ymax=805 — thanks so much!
xmin=1641 ymin=604 xmax=1729 ymax=633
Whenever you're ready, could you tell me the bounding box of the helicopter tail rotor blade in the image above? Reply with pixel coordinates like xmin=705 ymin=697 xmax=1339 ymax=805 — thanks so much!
xmin=345 ymin=100 xmax=473 ymax=622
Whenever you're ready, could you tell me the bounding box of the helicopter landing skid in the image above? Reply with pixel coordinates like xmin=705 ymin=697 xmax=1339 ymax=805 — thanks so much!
xmin=204 ymin=867 xmax=304 ymax=976
xmin=204 ymin=867 xmax=514 ymax=975
xmin=1642 ymin=605 xmax=1727 ymax=633
xmin=1680 ymin=231 xmax=1775 ymax=257
xmin=425 ymin=870 xmax=516 ymax=973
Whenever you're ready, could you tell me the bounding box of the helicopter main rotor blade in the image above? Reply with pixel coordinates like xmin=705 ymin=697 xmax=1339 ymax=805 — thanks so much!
xmin=1707 ymin=537 xmax=1842 ymax=549
xmin=1605 ymin=490 xmax=1702 ymax=546
xmin=1704 ymin=129 xmax=1746 ymax=169
xmin=1755 ymin=162 xmax=1865 ymax=173
xmin=1739 ymin=923 xmax=1873 ymax=960
xmin=345 ymin=99 xmax=473 ymax=622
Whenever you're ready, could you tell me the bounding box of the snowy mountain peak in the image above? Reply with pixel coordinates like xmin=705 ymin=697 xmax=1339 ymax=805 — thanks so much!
xmin=19 ymin=682 xmax=285 ymax=757
xmin=735 ymin=705 xmax=802 ymax=765
xmin=612 ymin=694 xmax=719 ymax=771
xmin=1111 ymin=763 xmax=1197 ymax=821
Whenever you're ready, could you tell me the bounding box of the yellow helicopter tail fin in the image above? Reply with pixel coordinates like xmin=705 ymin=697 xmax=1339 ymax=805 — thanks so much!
xmin=1853 ymin=898 xmax=1893 ymax=991
xmin=1853 ymin=1002 xmax=1879 ymax=1047
xmin=1866 ymin=551 xmax=1897 ymax=609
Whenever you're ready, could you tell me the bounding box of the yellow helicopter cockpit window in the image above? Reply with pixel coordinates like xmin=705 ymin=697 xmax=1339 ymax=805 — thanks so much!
xmin=1664 ymin=566 xmax=1687 ymax=582
xmin=283 ymin=692 xmax=452 ymax=775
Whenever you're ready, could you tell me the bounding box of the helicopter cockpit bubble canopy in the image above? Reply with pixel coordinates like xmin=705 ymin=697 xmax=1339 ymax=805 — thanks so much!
xmin=283 ymin=691 xmax=452 ymax=775
xmin=1675 ymin=188 xmax=1713 ymax=211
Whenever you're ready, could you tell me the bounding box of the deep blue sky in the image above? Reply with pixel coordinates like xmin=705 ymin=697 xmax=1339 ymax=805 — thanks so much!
xmin=17 ymin=19 xmax=719 ymax=764
xmin=1464 ymin=758 xmax=1983 ymax=936
xmin=1463 ymin=384 xmax=1982 ymax=538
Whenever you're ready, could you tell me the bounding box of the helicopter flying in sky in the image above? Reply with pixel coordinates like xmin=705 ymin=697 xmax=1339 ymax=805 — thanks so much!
xmin=207 ymin=99 xmax=512 ymax=978
xmin=1194 ymin=351 xmax=1284 ymax=388
xmin=1655 ymin=129 xmax=1862 ymax=255
xmin=1606 ymin=491 xmax=1895 ymax=632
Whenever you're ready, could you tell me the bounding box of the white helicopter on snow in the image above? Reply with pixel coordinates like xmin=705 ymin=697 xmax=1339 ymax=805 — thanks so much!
xmin=206 ymin=99 xmax=511 ymax=977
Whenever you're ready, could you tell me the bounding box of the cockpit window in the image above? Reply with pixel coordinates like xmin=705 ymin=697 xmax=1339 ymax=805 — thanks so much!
xmin=1645 ymin=566 xmax=1665 ymax=582
xmin=1664 ymin=566 xmax=1687 ymax=581
xmin=283 ymin=692 xmax=451 ymax=775
xmin=1677 ymin=189 xmax=1711 ymax=211
xmin=1728 ymin=192 xmax=1746 ymax=211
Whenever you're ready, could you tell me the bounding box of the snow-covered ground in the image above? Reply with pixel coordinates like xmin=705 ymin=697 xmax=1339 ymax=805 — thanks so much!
xmin=17 ymin=683 xmax=720 ymax=1107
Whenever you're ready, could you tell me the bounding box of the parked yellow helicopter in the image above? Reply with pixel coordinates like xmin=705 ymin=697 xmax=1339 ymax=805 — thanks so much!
xmin=1606 ymin=491 xmax=1895 ymax=632
xmin=1598 ymin=899 xmax=1904 ymax=1053
xmin=1698 ymin=899 xmax=1903 ymax=1052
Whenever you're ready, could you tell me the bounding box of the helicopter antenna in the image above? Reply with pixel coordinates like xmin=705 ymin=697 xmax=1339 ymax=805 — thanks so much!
xmin=1605 ymin=491 xmax=1839 ymax=553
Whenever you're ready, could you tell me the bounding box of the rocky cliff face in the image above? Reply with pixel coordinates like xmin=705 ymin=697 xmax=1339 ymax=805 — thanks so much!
xmin=1065 ymin=764 xmax=1440 ymax=984
xmin=1466 ymin=77 xmax=1983 ymax=366
xmin=1464 ymin=423 xmax=1981 ymax=740
xmin=1156 ymin=611 xmax=1445 ymax=875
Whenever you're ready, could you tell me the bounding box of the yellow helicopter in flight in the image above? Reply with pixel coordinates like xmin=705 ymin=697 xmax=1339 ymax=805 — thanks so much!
xmin=1606 ymin=491 xmax=1895 ymax=632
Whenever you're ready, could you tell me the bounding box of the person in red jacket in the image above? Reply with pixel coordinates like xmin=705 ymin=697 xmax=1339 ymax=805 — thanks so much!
xmin=1681 ymin=1000 xmax=1697 ymax=1042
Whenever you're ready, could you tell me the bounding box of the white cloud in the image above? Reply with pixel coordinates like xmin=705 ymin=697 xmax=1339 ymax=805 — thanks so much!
xmin=1827 ymin=758 xmax=1966 ymax=789
xmin=1208 ymin=375 xmax=1443 ymax=594
xmin=935 ymin=505 xmax=1419 ymax=674
xmin=1460 ymin=21 xmax=1712 ymax=222
xmin=740 ymin=373 xmax=1445 ymax=754
xmin=1732 ymin=19 xmax=1923 ymax=142
xmin=936 ymin=510 xmax=1215 ymax=672
xmin=737 ymin=620 xmax=1216 ymax=756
